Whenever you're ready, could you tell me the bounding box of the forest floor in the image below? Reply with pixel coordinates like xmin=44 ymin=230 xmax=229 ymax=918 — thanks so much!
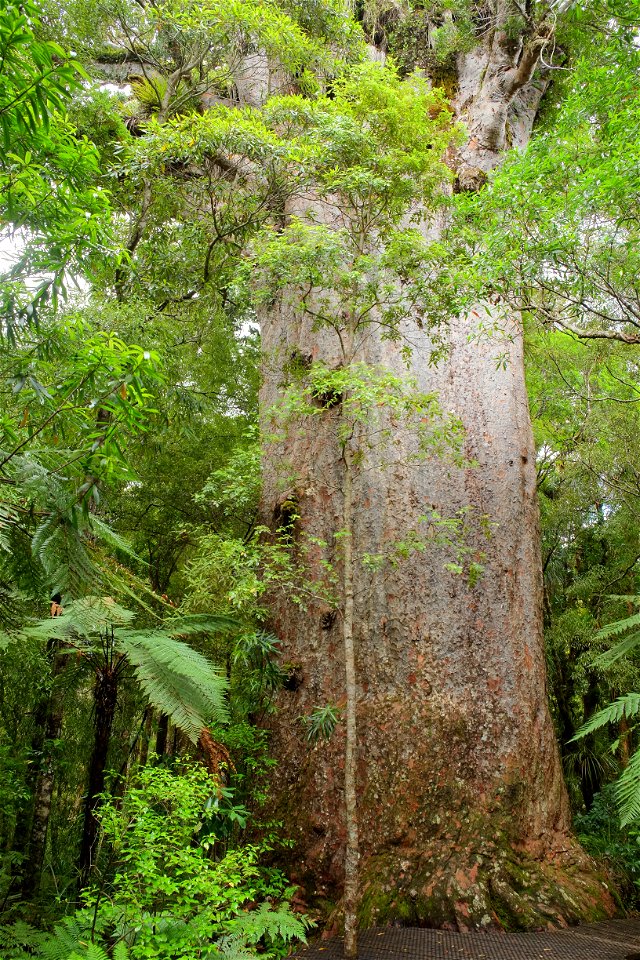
xmin=295 ymin=919 xmax=640 ymax=960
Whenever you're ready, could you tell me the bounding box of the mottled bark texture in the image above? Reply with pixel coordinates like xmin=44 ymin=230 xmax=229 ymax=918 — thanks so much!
xmin=257 ymin=6 xmax=615 ymax=931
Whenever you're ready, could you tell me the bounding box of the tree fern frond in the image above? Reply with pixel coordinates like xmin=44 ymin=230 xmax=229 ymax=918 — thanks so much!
xmin=117 ymin=630 xmax=229 ymax=741
xmin=616 ymin=748 xmax=640 ymax=826
xmin=0 ymin=581 xmax=27 ymax=629
xmin=164 ymin=613 xmax=239 ymax=637
xmin=594 ymin=612 xmax=640 ymax=641
xmin=31 ymin=512 xmax=97 ymax=598
xmin=22 ymin=596 xmax=135 ymax=643
xmin=595 ymin=631 xmax=640 ymax=667
xmin=88 ymin=515 xmax=141 ymax=562
xmin=571 ymin=693 xmax=640 ymax=740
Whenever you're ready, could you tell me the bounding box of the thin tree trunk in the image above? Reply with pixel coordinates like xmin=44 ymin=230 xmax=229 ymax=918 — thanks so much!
xmin=619 ymin=715 xmax=630 ymax=770
xmin=138 ymin=708 xmax=153 ymax=767
xmin=342 ymin=443 xmax=359 ymax=958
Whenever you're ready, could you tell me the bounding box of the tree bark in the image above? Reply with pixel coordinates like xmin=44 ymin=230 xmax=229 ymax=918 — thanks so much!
xmin=19 ymin=639 xmax=66 ymax=901
xmin=342 ymin=439 xmax=359 ymax=956
xmin=258 ymin=7 xmax=615 ymax=931
xmin=78 ymin=661 xmax=120 ymax=885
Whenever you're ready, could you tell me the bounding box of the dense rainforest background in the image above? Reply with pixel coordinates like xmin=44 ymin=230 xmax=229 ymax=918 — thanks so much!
xmin=1 ymin=0 xmax=640 ymax=956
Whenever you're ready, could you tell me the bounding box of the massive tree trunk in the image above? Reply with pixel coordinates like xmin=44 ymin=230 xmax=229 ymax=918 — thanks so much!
xmin=257 ymin=5 xmax=616 ymax=932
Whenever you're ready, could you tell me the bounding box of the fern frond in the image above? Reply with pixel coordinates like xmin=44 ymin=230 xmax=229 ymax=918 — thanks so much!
xmin=88 ymin=515 xmax=141 ymax=562
xmin=0 ymin=919 xmax=48 ymax=958
xmin=228 ymin=901 xmax=310 ymax=946
xmin=595 ymin=631 xmax=640 ymax=667
xmin=22 ymin=596 xmax=135 ymax=643
xmin=571 ymin=693 xmax=640 ymax=740
xmin=215 ymin=933 xmax=261 ymax=960
xmin=595 ymin=611 xmax=640 ymax=641
xmin=117 ymin=630 xmax=229 ymax=741
xmin=616 ymin=748 xmax=640 ymax=826
xmin=71 ymin=944 xmax=111 ymax=960
xmin=31 ymin=512 xmax=96 ymax=597
xmin=39 ymin=915 xmax=93 ymax=960
xmin=0 ymin=581 xmax=27 ymax=629
xmin=164 ymin=613 xmax=239 ymax=637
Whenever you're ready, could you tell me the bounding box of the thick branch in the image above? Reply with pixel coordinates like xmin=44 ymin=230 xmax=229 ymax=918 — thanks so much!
xmin=553 ymin=320 xmax=640 ymax=345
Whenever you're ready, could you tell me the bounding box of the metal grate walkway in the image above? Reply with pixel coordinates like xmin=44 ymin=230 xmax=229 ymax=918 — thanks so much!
xmin=297 ymin=920 xmax=640 ymax=960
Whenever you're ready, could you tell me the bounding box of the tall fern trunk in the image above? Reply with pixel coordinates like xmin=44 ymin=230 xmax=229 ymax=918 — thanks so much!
xmin=78 ymin=662 xmax=120 ymax=885
xmin=155 ymin=712 xmax=170 ymax=757
xmin=19 ymin=638 xmax=66 ymax=901
xmin=258 ymin=6 xmax=615 ymax=930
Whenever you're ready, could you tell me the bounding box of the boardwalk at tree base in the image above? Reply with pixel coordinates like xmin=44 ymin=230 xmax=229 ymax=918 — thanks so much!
xmin=296 ymin=921 xmax=640 ymax=960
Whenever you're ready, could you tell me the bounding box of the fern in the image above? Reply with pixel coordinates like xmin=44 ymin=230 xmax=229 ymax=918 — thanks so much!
xmin=0 ymin=919 xmax=48 ymax=958
xmin=38 ymin=915 xmax=93 ymax=960
xmin=595 ymin=610 xmax=640 ymax=641
xmin=616 ymin=748 xmax=640 ymax=826
xmin=573 ymin=693 xmax=640 ymax=826
xmin=11 ymin=598 xmax=233 ymax=741
xmin=120 ymin=629 xmax=229 ymax=741
xmin=68 ymin=946 xmax=110 ymax=960
xmin=229 ymin=901 xmax=311 ymax=946
xmin=571 ymin=693 xmax=640 ymax=739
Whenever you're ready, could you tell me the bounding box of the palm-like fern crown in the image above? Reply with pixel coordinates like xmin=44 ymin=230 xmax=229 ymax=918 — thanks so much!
xmin=4 ymin=596 xmax=237 ymax=743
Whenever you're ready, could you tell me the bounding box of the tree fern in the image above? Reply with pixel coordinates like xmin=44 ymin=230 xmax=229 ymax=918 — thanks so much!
xmin=5 ymin=598 xmax=234 ymax=741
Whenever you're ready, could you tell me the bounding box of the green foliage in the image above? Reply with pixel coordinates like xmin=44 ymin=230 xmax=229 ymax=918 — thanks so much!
xmin=0 ymin=318 xmax=163 ymax=599
xmin=300 ymin=703 xmax=340 ymax=743
xmin=571 ymin=597 xmax=640 ymax=826
xmin=0 ymin=761 xmax=309 ymax=957
xmin=71 ymin=764 xmax=308 ymax=960
xmin=454 ymin=24 xmax=640 ymax=346
xmin=0 ymin=0 xmax=84 ymax=141
xmin=2 ymin=598 xmax=236 ymax=742
xmin=575 ymin=787 xmax=640 ymax=906
xmin=0 ymin=0 xmax=112 ymax=293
